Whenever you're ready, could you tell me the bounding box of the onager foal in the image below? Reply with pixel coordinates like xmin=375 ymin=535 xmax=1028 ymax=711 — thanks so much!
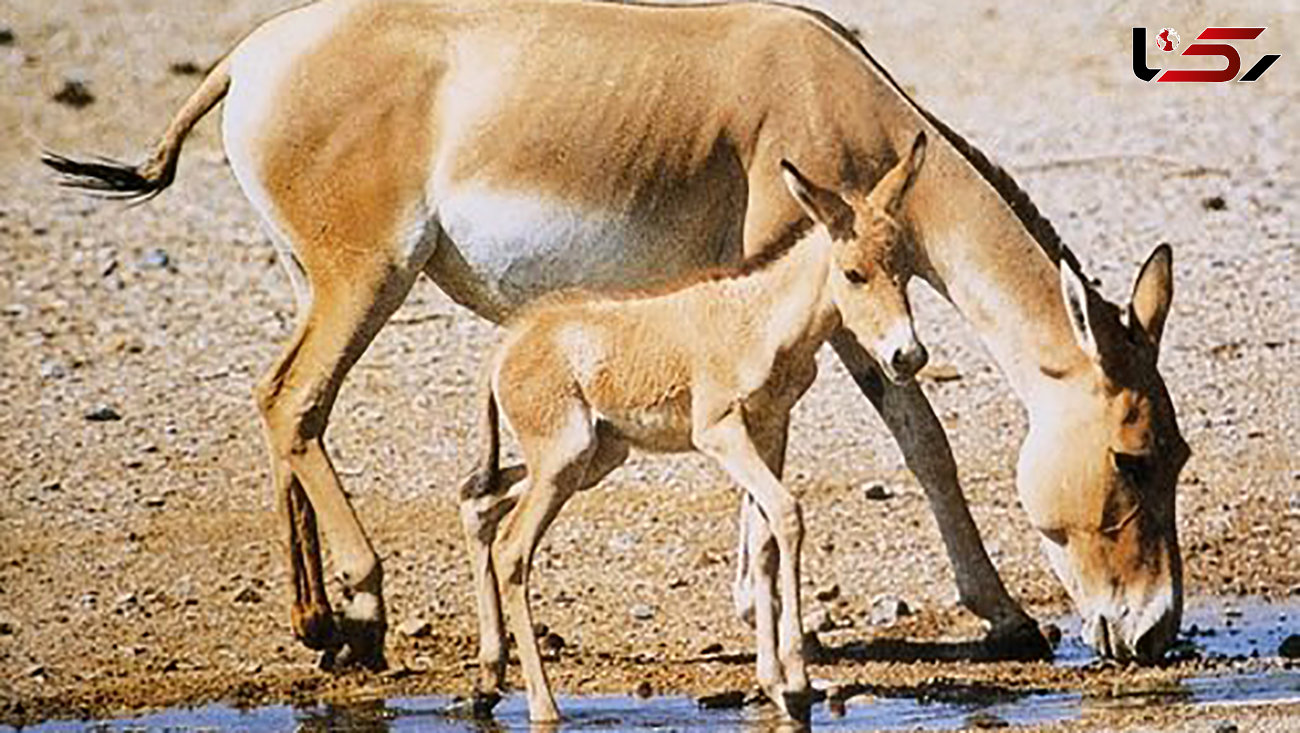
xmin=461 ymin=134 xmax=928 ymax=724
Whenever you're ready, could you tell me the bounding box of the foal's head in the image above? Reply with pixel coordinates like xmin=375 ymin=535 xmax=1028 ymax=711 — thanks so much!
xmin=781 ymin=132 xmax=928 ymax=382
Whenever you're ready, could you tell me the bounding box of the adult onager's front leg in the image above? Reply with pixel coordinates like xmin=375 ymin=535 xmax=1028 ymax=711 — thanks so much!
xmin=829 ymin=329 xmax=1047 ymax=654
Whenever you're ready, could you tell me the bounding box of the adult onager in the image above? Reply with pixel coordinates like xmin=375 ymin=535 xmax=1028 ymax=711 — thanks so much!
xmin=44 ymin=0 xmax=1189 ymax=668
xmin=461 ymin=141 xmax=928 ymax=722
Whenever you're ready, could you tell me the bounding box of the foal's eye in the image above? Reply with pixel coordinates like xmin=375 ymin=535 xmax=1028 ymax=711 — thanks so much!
xmin=1113 ymin=452 xmax=1151 ymax=486
xmin=844 ymin=268 xmax=870 ymax=285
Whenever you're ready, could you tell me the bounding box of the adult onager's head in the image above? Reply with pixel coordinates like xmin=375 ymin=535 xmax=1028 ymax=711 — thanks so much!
xmin=781 ymin=132 xmax=929 ymax=383
xmin=1019 ymin=246 xmax=1189 ymax=662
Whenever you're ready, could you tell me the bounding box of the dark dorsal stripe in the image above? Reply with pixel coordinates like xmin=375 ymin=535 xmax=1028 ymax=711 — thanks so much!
xmin=790 ymin=5 xmax=1083 ymax=276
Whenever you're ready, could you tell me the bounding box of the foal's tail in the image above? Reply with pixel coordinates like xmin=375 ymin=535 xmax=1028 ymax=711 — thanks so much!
xmin=41 ymin=55 xmax=232 ymax=201
xmin=459 ymin=376 xmax=502 ymax=501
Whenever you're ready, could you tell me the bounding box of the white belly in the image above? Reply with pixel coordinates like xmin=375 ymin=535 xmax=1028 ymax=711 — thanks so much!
xmin=430 ymin=186 xmax=743 ymax=320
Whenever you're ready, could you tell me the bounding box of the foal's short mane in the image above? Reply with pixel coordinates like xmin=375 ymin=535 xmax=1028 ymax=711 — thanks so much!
xmin=791 ymin=5 xmax=1084 ymax=276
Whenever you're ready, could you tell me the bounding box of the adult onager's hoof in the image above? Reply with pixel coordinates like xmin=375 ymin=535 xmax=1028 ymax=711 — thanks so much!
xmin=779 ymin=688 xmax=814 ymax=727
xmin=292 ymin=603 xmax=341 ymax=652
xmin=319 ymin=618 xmax=388 ymax=672
xmin=984 ymin=618 xmax=1054 ymax=661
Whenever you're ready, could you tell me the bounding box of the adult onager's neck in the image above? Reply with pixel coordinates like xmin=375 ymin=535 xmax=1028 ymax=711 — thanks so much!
xmin=903 ymin=138 xmax=1082 ymax=404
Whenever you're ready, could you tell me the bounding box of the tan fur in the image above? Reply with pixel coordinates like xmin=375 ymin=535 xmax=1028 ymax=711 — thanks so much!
xmin=466 ymin=151 xmax=926 ymax=722
xmin=46 ymin=0 xmax=1189 ymax=675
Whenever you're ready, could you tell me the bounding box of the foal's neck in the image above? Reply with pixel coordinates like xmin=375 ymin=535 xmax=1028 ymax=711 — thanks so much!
xmin=718 ymin=228 xmax=839 ymax=356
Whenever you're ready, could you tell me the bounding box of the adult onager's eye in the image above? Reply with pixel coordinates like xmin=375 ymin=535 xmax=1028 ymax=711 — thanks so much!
xmin=1113 ymin=452 xmax=1151 ymax=486
xmin=844 ymin=268 xmax=869 ymax=285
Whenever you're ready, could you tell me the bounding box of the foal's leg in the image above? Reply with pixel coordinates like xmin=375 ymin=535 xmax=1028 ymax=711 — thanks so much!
xmin=742 ymin=419 xmax=788 ymax=702
xmin=829 ymin=329 xmax=1044 ymax=651
xmin=256 ymin=252 xmax=429 ymax=669
xmin=695 ymin=409 xmax=810 ymax=722
xmin=493 ymin=408 xmax=600 ymax=724
xmin=459 ymin=464 xmax=528 ymax=707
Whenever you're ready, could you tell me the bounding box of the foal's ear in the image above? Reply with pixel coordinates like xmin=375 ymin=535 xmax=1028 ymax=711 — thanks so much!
xmin=1060 ymin=262 xmax=1101 ymax=362
xmin=780 ymin=160 xmax=855 ymax=239
xmin=1129 ymin=243 xmax=1174 ymax=352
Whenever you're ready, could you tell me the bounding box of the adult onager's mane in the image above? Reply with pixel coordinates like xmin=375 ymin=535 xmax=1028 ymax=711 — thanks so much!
xmin=792 ymin=5 xmax=1083 ymax=275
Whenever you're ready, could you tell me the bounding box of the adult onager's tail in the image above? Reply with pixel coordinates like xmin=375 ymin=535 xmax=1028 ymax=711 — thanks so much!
xmin=459 ymin=382 xmax=503 ymax=501
xmin=41 ymin=56 xmax=232 ymax=201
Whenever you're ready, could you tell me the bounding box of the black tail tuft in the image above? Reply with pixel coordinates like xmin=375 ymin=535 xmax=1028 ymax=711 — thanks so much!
xmin=40 ymin=152 xmax=170 ymax=202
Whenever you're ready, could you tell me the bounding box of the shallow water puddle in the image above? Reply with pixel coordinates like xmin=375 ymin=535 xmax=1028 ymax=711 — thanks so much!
xmin=10 ymin=599 xmax=1297 ymax=732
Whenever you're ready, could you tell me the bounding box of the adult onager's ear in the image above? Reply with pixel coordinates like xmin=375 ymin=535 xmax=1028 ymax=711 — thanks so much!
xmin=1129 ymin=243 xmax=1174 ymax=351
xmin=780 ymin=160 xmax=855 ymax=239
xmin=873 ymin=130 xmax=928 ymax=216
xmin=1060 ymin=262 xmax=1100 ymax=362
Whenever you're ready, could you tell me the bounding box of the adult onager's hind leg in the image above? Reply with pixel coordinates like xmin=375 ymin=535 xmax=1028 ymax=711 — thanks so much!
xmin=828 ymin=329 xmax=1048 ymax=654
xmin=257 ymin=249 xmax=431 ymax=670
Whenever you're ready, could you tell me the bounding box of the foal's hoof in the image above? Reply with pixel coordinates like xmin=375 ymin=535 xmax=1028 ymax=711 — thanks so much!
xmin=470 ymin=689 xmax=503 ymax=719
xmin=984 ymin=618 xmax=1054 ymax=661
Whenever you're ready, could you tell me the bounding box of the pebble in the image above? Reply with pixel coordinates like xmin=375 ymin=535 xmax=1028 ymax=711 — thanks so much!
xmin=26 ymin=664 xmax=46 ymax=679
xmin=139 ymin=248 xmax=170 ymax=269
xmin=168 ymin=60 xmax=202 ymax=76
xmin=1280 ymin=634 xmax=1300 ymax=659
xmin=968 ymin=710 xmax=1010 ymax=729
xmin=1214 ymin=723 xmax=1239 ymax=733
xmin=697 ymin=690 xmax=746 ymax=710
xmin=633 ymin=680 xmax=653 ymax=699
xmin=232 ymin=587 xmax=262 ymax=604
xmin=542 ymin=631 xmax=566 ymax=654
xmin=52 ymin=79 xmax=95 ymax=108
xmin=630 ymin=603 xmax=655 ymax=620
xmin=0 ymin=27 xmax=14 ymax=46
xmin=805 ymin=607 xmax=836 ymax=633
xmin=1202 ymin=195 xmax=1227 ymax=211
xmin=919 ymin=363 xmax=962 ymax=383
xmin=398 ymin=618 xmax=432 ymax=638
xmin=0 ymin=620 xmax=14 ymax=635
xmin=863 ymin=483 xmax=893 ymax=501
xmin=815 ymin=583 xmax=841 ymax=602
xmin=698 ymin=642 xmax=723 ymax=655
xmin=869 ymin=594 xmax=912 ymax=626
xmin=84 ymin=405 xmax=122 ymax=422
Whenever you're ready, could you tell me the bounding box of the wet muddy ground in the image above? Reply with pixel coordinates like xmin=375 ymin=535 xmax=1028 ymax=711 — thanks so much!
xmin=1 ymin=0 xmax=1298 ymax=730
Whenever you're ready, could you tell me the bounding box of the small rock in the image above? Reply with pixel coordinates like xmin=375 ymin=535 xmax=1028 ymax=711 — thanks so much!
xmin=805 ymin=608 xmax=836 ymax=633
xmin=1201 ymin=195 xmax=1227 ymax=211
xmin=697 ymin=690 xmax=746 ymax=710
xmin=699 ymin=642 xmax=724 ymax=655
xmin=633 ymin=681 xmax=653 ymax=699
xmin=0 ymin=27 xmax=14 ymax=46
xmin=84 ymin=405 xmax=122 ymax=422
xmin=1280 ymin=634 xmax=1300 ymax=659
xmin=630 ymin=603 xmax=655 ymax=621
xmin=863 ymin=483 xmax=893 ymax=501
xmin=542 ymin=631 xmax=566 ymax=654
xmin=39 ymin=360 xmax=65 ymax=379
xmin=398 ymin=618 xmax=432 ymax=638
xmin=161 ymin=659 xmax=180 ymax=673
xmin=115 ymin=592 xmax=137 ymax=607
xmin=232 ymin=587 xmax=262 ymax=604
xmin=0 ymin=620 xmax=15 ymax=636
xmin=52 ymin=79 xmax=95 ymax=108
xmin=869 ymin=594 xmax=912 ymax=626
xmin=968 ymin=710 xmax=1009 ymax=729
xmin=919 ymin=363 xmax=962 ymax=383
xmin=168 ymin=60 xmax=203 ymax=76
xmin=1214 ymin=723 xmax=1239 ymax=733
xmin=1224 ymin=607 xmax=1243 ymax=619
xmin=139 ymin=248 xmax=170 ymax=269
xmin=815 ymin=584 xmax=841 ymax=603
xmin=26 ymin=664 xmax=46 ymax=679
xmin=141 ymin=495 xmax=166 ymax=508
